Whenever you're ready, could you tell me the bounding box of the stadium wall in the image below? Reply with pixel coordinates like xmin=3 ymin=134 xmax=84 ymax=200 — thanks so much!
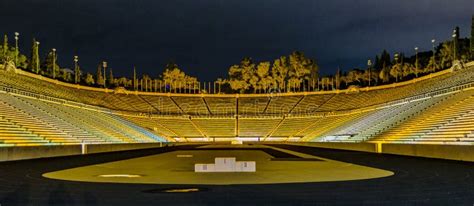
xmin=2 ymin=142 xmax=474 ymax=162
xmin=284 ymin=142 xmax=377 ymax=153
xmin=0 ymin=145 xmax=82 ymax=162
xmin=0 ymin=143 xmax=167 ymax=162
xmin=85 ymin=142 xmax=165 ymax=154
xmin=381 ymin=144 xmax=474 ymax=162
xmin=285 ymin=142 xmax=474 ymax=162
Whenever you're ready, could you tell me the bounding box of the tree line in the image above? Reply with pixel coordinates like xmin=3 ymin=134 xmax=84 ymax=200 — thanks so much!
xmin=1 ymin=21 xmax=473 ymax=94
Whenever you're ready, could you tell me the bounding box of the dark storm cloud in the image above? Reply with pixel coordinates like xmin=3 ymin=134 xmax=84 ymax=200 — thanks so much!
xmin=0 ymin=0 xmax=473 ymax=80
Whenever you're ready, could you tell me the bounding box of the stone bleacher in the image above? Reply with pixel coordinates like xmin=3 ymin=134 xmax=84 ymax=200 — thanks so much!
xmin=371 ymin=89 xmax=474 ymax=144
xmin=0 ymin=62 xmax=474 ymax=144
xmin=1 ymin=64 xmax=473 ymax=117
xmin=0 ymin=92 xmax=167 ymax=146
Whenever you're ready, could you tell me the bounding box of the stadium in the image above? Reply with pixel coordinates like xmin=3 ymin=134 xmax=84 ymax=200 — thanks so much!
xmin=1 ymin=1 xmax=474 ymax=205
xmin=1 ymin=58 xmax=474 ymax=205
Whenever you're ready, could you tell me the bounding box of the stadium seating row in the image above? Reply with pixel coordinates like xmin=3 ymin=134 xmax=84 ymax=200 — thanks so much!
xmin=0 ymin=92 xmax=166 ymax=146
xmin=371 ymin=89 xmax=474 ymax=144
xmin=315 ymin=88 xmax=474 ymax=145
xmin=0 ymin=63 xmax=473 ymax=144
xmin=1 ymin=65 xmax=473 ymax=116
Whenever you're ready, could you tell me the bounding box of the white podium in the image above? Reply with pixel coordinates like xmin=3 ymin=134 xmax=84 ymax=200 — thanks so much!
xmin=195 ymin=157 xmax=256 ymax=172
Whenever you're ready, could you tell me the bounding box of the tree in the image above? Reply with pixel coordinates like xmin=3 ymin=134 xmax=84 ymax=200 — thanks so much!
xmin=133 ymin=66 xmax=137 ymax=90
xmin=74 ymin=65 xmax=81 ymax=84
xmin=271 ymin=56 xmax=289 ymax=91
xmin=142 ymin=74 xmax=151 ymax=91
xmin=96 ymin=64 xmax=104 ymax=86
xmin=2 ymin=34 xmax=7 ymax=61
xmin=116 ymin=77 xmax=130 ymax=87
xmin=108 ymin=68 xmax=115 ymax=87
xmin=42 ymin=51 xmax=60 ymax=78
xmin=288 ymin=53 xmax=303 ymax=91
xmin=335 ymin=68 xmax=341 ymax=89
xmin=224 ymin=51 xmax=318 ymax=93
xmin=0 ymin=37 xmax=27 ymax=68
xmin=227 ymin=58 xmax=255 ymax=93
xmin=75 ymin=65 xmax=81 ymax=83
xmin=74 ymin=57 xmax=81 ymax=84
xmin=374 ymin=50 xmax=391 ymax=70
xmin=401 ymin=63 xmax=415 ymax=79
xmin=425 ymin=57 xmax=439 ymax=73
xmin=84 ymin=73 xmax=95 ymax=85
xmin=346 ymin=69 xmax=363 ymax=85
xmin=439 ymin=42 xmax=454 ymax=69
xmin=161 ymin=63 xmax=198 ymax=91
xmin=240 ymin=58 xmax=257 ymax=91
xmin=471 ymin=15 xmax=474 ymax=60
xmin=457 ymin=37 xmax=472 ymax=62
xmin=28 ymin=39 xmax=40 ymax=74
xmin=454 ymin=26 xmax=460 ymax=60
xmin=228 ymin=65 xmax=244 ymax=91
xmin=286 ymin=77 xmax=301 ymax=92
xmin=287 ymin=52 xmax=314 ymax=91
xmin=389 ymin=64 xmax=402 ymax=82
xmin=372 ymin=68 xmax=380 ymax=85
xmin=215 ymin=78 xmax=227 ymax=93
xmin=255 ymin=61 xmax=274 ymax=92
xmin=59 ymin=69 xmax=72 ymax=82
xmin=374 ymin=55 xmax=381 ymax=70
xmin=379 ymin=64 xmax=390 ymax=83
xmin=307 ymin=58 xmax=319 ymax=83
xmin=363 ymin=68 xmax=379 ymax=86
xmin=320 ymin=76 xmax=331 ymax=90
xmin=414 ymin=53 xmax=420 ymax=77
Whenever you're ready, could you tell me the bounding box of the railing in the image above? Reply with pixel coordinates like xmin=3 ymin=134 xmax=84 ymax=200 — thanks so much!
xmin=10 ymin=62 xmax=460 ymax=97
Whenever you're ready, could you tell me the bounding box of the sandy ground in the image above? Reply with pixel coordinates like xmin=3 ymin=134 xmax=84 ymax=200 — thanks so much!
xmin=43 ymin=145 xmax=393 ymax=185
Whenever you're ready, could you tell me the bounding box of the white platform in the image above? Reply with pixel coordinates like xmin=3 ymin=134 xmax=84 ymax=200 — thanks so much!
xmin=195 ymin=157 xmax=256 ymax=172
xmin=231 ymin=140 xmax=243 ymax=145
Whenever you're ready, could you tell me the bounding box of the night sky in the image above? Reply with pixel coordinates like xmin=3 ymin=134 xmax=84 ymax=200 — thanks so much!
xmin=1 ymin=0 xmax=473 ymax=81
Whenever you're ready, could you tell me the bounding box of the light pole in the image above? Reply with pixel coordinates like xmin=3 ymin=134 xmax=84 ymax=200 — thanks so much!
xmin=367 ymin=59 xmax=372 ymax=86
xmin=415 ymin=47 xmax=419 ymax=77
xmin=14 ymin=32 xmax=19 ymax=66
xmin=74 ymin=56 xmax=79 ymax=84
xmin=102 ymin=61 xmax=107 ymax=88
xmin=452 ymin=29 xmax=457 ymax=60
xmin=51 ymin=48 xmax=56 ymax=79
xmin=35 ymin=41 xmax=40 ymax=73
xmin=431 ymin=39 xmax=436 ymax=71
xmin=394 ymin=53 xmax=399 ymax=82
